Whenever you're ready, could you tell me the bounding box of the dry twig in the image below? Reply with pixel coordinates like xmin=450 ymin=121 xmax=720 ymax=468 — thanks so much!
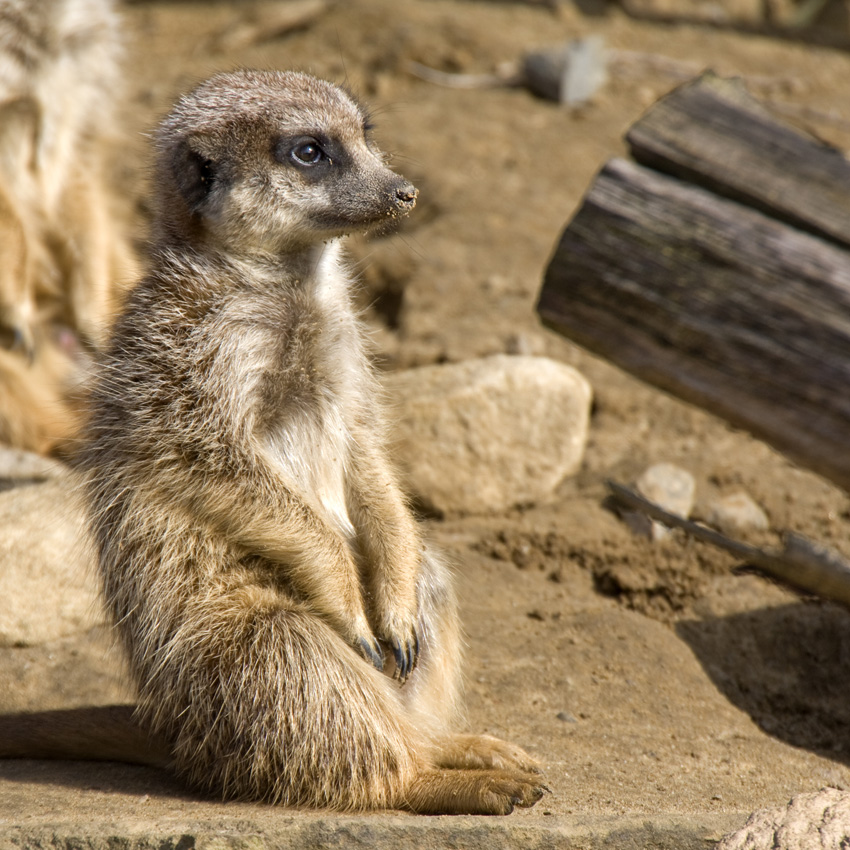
xmin=607 ymin=480 xmax=850 ymax=609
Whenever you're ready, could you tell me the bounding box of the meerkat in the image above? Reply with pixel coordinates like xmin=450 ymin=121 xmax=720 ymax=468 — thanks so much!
xmin=55 ymin=70 xmax=545 ymax=814
xmin=0 ymin=0 xmax=136 ymax=453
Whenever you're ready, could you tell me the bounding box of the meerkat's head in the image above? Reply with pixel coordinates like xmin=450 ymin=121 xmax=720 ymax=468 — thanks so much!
xmin=154 ymin=70 xmax=417 ymax=255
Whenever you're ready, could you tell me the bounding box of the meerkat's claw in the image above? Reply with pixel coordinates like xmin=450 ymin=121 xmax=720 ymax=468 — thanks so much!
xmin=391 ymin=627 xmax=420 ymax=684
xmin=512 ymin=780 xmax=546 ymax=809
xmin=391 ymin=639 xmax=408 ymax=681
xmin=358 ymin=635 xmax=384 ymax=672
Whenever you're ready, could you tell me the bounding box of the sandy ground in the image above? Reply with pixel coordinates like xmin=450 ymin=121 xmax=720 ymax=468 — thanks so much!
xmin=4 ymin=0 xmax=850 ymax=838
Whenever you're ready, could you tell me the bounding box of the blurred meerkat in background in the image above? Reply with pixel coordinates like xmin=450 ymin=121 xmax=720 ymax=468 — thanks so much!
xmin=0 ymin=0 xmax=136 ymax=454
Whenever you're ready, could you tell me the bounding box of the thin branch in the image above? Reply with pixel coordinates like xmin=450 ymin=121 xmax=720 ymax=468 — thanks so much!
xmin=606 ymin=480 xmax=850 ymax=609
xmin=407 ymin=61 xmax=521 ymax=90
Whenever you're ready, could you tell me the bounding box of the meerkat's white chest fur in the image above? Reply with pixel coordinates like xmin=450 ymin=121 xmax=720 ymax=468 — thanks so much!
xmin=260 ymin=242 xmax=365 ymax=540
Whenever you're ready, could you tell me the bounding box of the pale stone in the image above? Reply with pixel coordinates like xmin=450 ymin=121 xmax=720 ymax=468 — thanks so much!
xmin=633 ymin=462 xmax=696 ymax=541
xmin=0 ymin=480 xmax=101 ymax=646
xmin=383 ymin=355 xmax=592 ymax=514
xmin=718 ymin=787 xmax=850 ymax=850
xmin=522 ymin=37 xmax=608 ymax=105
xmin=706 ymin=491 xmax=770 ymax=535
xmin=636 ymin=463 xmax=696 ymax=517
xmin=0 ymin=445 xmax=67 ymax=484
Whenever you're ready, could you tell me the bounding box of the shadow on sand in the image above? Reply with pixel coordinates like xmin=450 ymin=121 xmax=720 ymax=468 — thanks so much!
xmin=677 ymin=601 xmax=850 ymax=765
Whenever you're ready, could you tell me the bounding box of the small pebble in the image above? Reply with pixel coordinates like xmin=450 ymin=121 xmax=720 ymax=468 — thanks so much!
xmin=556 ymin=711 xmax=578 ymax=723
xmin=636 ymin=463 xmax=695 ymax=516
xmin=706 ymin=491 xmax=769 ymax=535
xmin=631 ymin=462 xmax=695 ymax=541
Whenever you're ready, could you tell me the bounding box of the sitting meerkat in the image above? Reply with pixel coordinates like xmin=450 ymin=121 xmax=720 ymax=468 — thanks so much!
xmin=63 ymin=70 xmax=545 ymax=814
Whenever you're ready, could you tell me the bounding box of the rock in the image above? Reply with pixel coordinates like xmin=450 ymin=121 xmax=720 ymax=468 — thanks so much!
xmin=522 ymin=37 xmax=608 ymax=105
xmin=0 ymin=445 xmax=67 ymax=487
xmin=631 ymin=462 xmax=696 ymax=541
xmin=705 ymin=491 xmax=770 ymax=535
xmin=717 ymin=787 xmax=850 ymax=849
xmin=0 ymin=480 xmax=101 ymax=646
xmin=636 ymin=463 xmax=696 ymax=517
xmin=0 ymin=805 xmax=747 ymax=850
xmin=0 ymin=626 xmax=130 ymax=713
xmin=556 ymin=710 xmax=578 ymax=723
xmin=383 ymin=355 xmax=592 ymax=515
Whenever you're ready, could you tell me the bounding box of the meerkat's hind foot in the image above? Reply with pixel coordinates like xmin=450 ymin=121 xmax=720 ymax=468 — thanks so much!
xmin=434 ymin=733 xmax=543 ymax=775
xmin=402 ymin=767 xmax=546 ymax=815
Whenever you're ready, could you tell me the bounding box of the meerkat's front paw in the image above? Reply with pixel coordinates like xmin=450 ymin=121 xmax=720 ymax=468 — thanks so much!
xmin=376 ymin=614 xmax=420 ymax=684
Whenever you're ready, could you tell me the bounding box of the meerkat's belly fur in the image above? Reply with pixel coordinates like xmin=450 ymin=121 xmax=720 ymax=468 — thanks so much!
xmin=80 ymin=70 xmax=545 ymax=814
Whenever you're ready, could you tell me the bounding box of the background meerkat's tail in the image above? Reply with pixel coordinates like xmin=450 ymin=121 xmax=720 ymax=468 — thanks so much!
xmin=0 ymin=704 xmax=171 ymax=768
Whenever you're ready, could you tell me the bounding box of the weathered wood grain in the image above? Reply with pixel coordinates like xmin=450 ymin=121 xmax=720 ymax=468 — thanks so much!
xmin=627 ymin=72 xmax=850 ymax=249
xmin=537 ymin=156 xmax=850 ymax=492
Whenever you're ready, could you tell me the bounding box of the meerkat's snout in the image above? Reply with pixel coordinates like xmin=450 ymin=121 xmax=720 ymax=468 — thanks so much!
xmin=305 ymin=157 xmax=418 ymax=235
xmin=392 ymin=179 xmax=418 ymax=212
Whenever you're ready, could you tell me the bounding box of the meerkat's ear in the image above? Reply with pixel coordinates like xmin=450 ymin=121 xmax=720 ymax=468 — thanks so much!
xmin=170 ymin=137 xmax=218 ymax=213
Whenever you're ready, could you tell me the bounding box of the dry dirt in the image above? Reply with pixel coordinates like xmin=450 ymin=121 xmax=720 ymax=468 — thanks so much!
xmin=4 ymin=0 xmax=850 ymax=842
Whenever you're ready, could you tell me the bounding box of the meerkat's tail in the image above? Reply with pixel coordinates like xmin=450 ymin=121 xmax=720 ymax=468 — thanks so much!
xmin=0 ymin=704 xmax=171 ymax=767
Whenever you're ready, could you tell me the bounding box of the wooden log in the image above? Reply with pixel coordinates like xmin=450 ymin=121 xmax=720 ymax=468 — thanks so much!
xmin=626 ymin=72 xmax=850 ymax=250
xmin=537 ymin=156 xmax=850 ymax=492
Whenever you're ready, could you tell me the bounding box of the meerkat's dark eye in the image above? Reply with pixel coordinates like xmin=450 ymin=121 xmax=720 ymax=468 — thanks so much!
xmin=273 ymin=135 xmax=337 ymax=172
xmin=291 ymin=140 xmax=326 ymax=166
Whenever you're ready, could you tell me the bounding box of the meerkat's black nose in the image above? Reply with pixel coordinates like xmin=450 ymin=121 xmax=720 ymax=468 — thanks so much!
xmin=393 ymin=181 xmax=418 ymax=210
